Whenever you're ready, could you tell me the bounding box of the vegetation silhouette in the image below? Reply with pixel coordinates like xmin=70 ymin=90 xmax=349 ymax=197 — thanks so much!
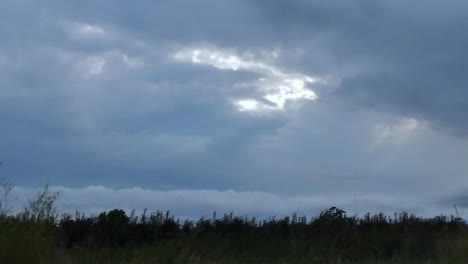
xmin=1 ymin=183 xmax=468 ymax=263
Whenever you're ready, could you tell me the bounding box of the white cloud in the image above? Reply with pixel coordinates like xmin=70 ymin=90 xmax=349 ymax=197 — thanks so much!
xmin=7 ymin=185 xmax=450 ymax=219
xmin=236 ymin=99 xmax=275 ymax=112
xmin=173 ymin=47 xmax=319 ymax=112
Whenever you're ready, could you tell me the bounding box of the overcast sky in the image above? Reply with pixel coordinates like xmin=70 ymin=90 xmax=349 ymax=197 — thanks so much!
xmin=1 ymin=0 xmax=468 ymax=218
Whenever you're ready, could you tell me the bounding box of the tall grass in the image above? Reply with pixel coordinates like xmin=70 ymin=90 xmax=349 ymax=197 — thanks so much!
xmin=0 ymin=183 xmax=58 ymax=263
xmin=1 ymin=183 xmax=468 ymax=263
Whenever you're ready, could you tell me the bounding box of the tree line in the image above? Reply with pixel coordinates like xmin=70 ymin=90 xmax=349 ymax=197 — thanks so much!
xmin=1 ymin=184 xmax=468 ymax=263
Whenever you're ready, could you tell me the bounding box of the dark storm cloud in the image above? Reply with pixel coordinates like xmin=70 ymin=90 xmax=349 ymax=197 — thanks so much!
xmin=0 ymin=0 xmax=299 ymax=189
xmin=0 ymin=0 xmax=268 ymax=47
xmin=251 ymin=0 xmax=468 ymax=135
xmin=1 ymin=0 xmax=468 ymax=217
xmin=440 ymin=190 xmax=468 ymax=208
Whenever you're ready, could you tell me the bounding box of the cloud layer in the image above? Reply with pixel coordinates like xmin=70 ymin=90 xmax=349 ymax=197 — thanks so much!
xmin=7 ymin=185 xmax=454 ymax=219
xmin=1 ymin=0 xmax=468 ymax=216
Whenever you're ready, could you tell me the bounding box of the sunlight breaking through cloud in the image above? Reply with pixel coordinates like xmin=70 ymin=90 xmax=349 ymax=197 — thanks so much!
xmin=173 ymin=47 xmax=319 ymax=112
xmin=369 ymin=118 xmax=427 ymax=151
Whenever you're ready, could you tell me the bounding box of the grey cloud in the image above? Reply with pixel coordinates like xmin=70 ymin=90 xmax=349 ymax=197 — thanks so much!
xmin=0 ymin=21 xmax=288 ymax=189
xmin=1 ymin=0 xmax=468 ymax=216
xmin=251 ymin=0 xmax=468 ymax=135
xmin=7 ymin=185 xmax=449 ymax=219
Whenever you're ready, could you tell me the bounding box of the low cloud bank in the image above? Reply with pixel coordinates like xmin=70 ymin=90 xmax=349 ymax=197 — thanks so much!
xmin=4 ymin=185 xmax=458 ymax=219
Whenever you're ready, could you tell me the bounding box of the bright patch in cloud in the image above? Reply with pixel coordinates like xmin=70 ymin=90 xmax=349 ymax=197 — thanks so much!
xmin=236 ymin=99 xmax=275 ymax=112
xmin=370 ymin=118 xmax=427 ymax=151
xmin=173 ymin=47 xmax=319 ymax=112
xmin=73 ymin=50 xmax=142 ymax=78
xmin=63 ymin=21 xmax=107 ymax=39
xmin=76 ymin=56 xmax=106 ymax=77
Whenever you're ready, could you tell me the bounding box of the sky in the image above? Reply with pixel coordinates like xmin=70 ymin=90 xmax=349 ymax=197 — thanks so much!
xmin=1 ymin=0 xmax=468 ymax=218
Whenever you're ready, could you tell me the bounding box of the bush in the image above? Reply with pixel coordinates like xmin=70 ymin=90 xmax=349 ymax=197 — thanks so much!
xmin=0 ymin=184 xmax=59 ymax=263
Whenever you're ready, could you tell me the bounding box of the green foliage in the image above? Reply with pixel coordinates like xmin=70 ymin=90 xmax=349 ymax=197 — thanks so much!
xmin=95 ymin=209 xmax=130 ymax=246
xmin=0 ymin=184 xmax=58 ymax=263
xmin=19 ymin=184 xmax=59 ymax=223
xmin=2 ymin=183 xmax=468 ymax=263
xmin=52 ymin=207 xmax=468 ymax=263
